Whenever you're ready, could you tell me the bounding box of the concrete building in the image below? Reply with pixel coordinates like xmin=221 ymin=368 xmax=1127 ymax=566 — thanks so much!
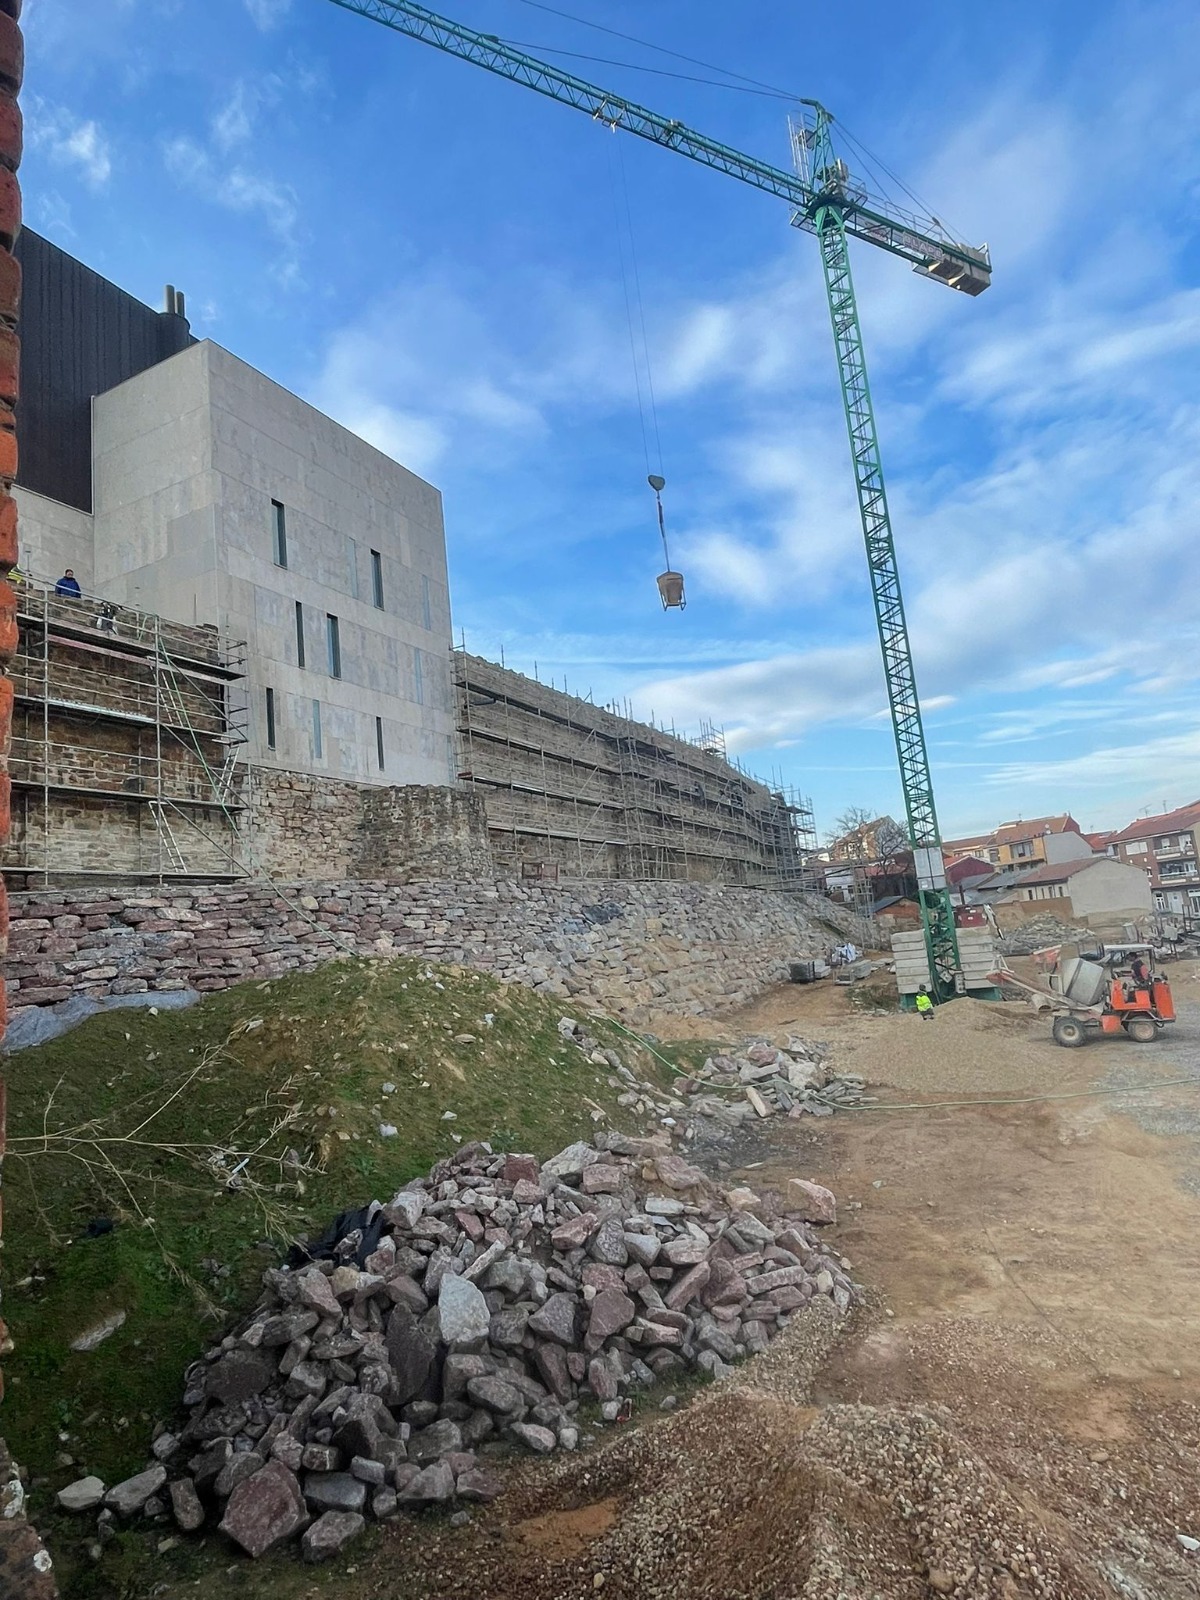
xmin=14 ymin=229 xmax=454 ymax=799
xmin=1006 ymin=856 xmax=1152 ymax=921
xmin=1107 ymin=801 xmax=1200 ymax=915
xmin=7 ymin=228 xmax=820 ymax=893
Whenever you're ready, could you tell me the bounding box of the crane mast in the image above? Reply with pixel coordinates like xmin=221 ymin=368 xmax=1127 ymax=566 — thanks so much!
xmin=324 ymin=0 xmax=992 ymax=998
xmin=803 ymin=111 xmax=961 ymax=992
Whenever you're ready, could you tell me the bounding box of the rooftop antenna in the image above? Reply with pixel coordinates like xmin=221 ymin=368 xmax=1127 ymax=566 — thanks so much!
xmin=650 ymin=475 xmax=685 ymax=610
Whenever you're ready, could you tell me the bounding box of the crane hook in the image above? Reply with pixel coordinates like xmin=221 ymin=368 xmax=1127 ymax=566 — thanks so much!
xmin=649 ymin=474 xmax=685 ymax=610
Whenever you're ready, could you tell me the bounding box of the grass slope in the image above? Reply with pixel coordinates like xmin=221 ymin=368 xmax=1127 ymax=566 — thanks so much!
xmin=4 ymin=957 xmax=671 ymax=1522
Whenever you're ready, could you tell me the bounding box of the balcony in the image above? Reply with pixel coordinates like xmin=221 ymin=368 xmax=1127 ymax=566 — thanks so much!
xmin=1157 ymin=862 xmax=1198 ymax=882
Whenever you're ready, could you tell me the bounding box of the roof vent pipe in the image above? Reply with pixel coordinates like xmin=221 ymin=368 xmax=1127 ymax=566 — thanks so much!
xmin=159 ymin=283 xmax=192 ymax=357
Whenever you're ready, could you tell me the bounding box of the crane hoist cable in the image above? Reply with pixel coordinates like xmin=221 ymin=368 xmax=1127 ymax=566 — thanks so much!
xmin=606 ymin=137 xmax=677 ymax=604
xmin=510 ymin=0 xmax=802 ymax=100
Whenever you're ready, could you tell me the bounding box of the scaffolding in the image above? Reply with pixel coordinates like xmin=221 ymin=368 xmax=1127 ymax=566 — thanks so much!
xmin=6 ymin=576 xmax=249 ymax=886
xmin=454 ymin=650 xmax=817 ymax=887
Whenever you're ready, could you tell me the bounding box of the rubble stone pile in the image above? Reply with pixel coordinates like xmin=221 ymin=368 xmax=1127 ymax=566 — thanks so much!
xmin=999 ymin=915 xmax=1090 ymax=956
xmin=58 ymin=1135 xmax=855 ymax=1564
xmin=678 ymin=1035 xmax=872 ymax=1130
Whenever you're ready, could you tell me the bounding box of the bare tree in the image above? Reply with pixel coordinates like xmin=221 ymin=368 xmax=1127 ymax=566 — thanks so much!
xmin=874 ymin=817 xmax=910 ymax=861
xmin=828 ymin=805 xmax=874 ymax=861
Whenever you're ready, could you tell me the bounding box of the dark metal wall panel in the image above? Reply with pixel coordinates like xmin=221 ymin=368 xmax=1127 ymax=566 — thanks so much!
xmin=14 ymin=229 xmax=193 ymax=513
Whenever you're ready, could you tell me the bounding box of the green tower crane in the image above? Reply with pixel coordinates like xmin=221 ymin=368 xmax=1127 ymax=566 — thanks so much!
xmin=324 ymin=0 xmax=993 ymax=999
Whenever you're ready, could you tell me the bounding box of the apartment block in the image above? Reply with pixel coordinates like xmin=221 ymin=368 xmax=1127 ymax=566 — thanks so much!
xmin=1108 ymin=802 xmax=1200 ymax=915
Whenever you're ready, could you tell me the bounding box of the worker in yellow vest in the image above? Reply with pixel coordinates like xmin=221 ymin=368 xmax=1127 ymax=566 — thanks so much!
xmin=915 ymin=986 xmax=934 ymax=1021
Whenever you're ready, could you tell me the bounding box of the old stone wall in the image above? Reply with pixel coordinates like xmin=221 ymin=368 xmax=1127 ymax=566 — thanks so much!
xmin=241 ymin=767 xmax=361 ymax=879
xmin=5 ymin=877 xmax=865 ymax=1023
xmin=357 ymin=784 xmax=493 ymax=880
xmin=242 ymin=769 xmax=492 ymax=884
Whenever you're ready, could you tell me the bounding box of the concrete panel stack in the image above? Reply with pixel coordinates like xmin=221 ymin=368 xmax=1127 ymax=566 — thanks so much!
xmin=891 ymin=926 xmax=998 ymax=998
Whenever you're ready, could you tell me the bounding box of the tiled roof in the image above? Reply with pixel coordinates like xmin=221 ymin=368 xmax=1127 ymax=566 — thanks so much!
xmin=946 ymin=855 xmax=993 ymax=884
xmin=942 ymin=833 xmax=993 ymax=855
xmin=1108 ymin=801 xmax=1200 ymax=846
xmin=991 ymin=814 xmax=1081 ymax=848
xmin=1014 ymin=856 xmax=1127 ymax=887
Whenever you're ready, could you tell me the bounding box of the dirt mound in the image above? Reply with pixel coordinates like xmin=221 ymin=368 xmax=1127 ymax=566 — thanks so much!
xmin=365 ymin=1344 xmax=1115 ymax=1600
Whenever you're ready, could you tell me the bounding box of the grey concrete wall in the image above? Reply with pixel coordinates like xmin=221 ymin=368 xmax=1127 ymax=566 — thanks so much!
xmin=91 ymin=341 xmax=456 ymax=788
xmin=12 ymin=487 xmax=95 ymax=590
xmin=1043 ymin=830 xmax=1094 ymax=865
xmin=1069 ymin=860 xmax=1152 ymax=917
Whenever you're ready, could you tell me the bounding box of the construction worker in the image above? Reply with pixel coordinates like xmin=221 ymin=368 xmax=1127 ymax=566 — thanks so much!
xmin=55 ymin=568 xmax=82 ymax=598
xmin=1130 ymin=952 xmax=1152 ymax=991
xmin=915 ymin=985 xmax=935 ymax=1020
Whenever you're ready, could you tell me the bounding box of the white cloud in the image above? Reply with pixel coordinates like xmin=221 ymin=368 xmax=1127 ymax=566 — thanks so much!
xmin=989 ymin=727 xmax=1200 ymax=804
xmin=163 ymin=135 xmax=299 ymax=251
xmin=28 ymin=100 xmax=112 ymax=188
xmin=310 ymin=275 xmax=562 ymax=476
xmin=212 ymin=83 xmax=257 ymax=151
xmin=244 ymin=0 xmax=292 ymax=30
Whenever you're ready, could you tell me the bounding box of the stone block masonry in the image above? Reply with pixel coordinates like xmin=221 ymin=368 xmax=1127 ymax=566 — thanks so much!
xmin=242 ymin=772 xmax=493 ymax=884
xmin=5 ymin=877 xmax=864 ymax=1024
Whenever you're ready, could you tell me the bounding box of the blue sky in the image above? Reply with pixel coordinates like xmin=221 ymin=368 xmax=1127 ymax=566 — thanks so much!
xmin=22 ymin=0 xmax=1200 ymax=840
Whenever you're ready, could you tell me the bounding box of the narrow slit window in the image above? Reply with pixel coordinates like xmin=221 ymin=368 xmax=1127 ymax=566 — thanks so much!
xmin=326 ymin=613 xmax=342 ymax=679
xmin=421 ymin=573 xmax=432 ymax=631
xmin=375 ymin=716 xmax=385 ymax=771
xmin=265 ymin=686 xmax=277 ymax=750
xmin=271 ymin=500 xmax=288 ymax=568
xmin=413 ymin=646 xmax=424 ymax=706
xmin=371 ymin=549 xmax=384 ymax=610
xmin=294 ymin=600 xmax=306 ymax=668
xmin=312 ymin=698 xmax=323 ymax=760
xmin=346 ymin=536 xmax=359 ymax=600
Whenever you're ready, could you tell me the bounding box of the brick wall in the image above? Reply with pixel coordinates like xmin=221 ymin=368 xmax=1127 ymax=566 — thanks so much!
xmin=5 ymin=877 xmax=865 ymax=1022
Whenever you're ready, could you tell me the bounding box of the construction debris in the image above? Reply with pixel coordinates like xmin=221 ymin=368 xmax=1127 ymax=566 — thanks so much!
xmin=676 ymin=1036 xmax=874 ymax=1132
xmin=61 ymin=1136 xmax=857 ymax=1562
xmin=998 ymin=915 xmax=1090 ymax=956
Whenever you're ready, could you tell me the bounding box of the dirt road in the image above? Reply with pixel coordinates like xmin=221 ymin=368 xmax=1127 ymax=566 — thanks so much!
xmin=198 ymin=972 xmax=1200 ymax=1599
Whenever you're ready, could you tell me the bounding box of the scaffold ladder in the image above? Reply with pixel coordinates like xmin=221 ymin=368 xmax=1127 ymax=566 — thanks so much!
xmin=150 ymin=801 xmax=188 ymax=874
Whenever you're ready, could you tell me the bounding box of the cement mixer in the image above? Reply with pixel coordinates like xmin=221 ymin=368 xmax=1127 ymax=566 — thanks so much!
xmin=990 ymin=943 xmax=1175 ymax=1048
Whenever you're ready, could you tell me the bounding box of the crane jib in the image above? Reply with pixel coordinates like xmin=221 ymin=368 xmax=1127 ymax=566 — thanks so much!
xmin=327 ymin=0 xmax=991 ymax=289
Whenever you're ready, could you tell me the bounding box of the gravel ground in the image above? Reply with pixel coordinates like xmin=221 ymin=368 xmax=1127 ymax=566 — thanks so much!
xmin=157 ymin=977 xmax=1200 ymax=1600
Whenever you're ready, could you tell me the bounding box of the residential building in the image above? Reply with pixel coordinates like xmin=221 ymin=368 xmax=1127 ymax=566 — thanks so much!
xmin=828 ymin=815 xmax=904 ymax=864
xmin=987 ymin=814 xmax=1088 ymax=874
xmin=941 ymin=832 xmax=993 ymax=866
xmin=1006 ymin=856 xmax=1152 ymax=920
xmin=946 ymin=854 xmax=993 ymax=903
xmin=1107 ymin=802 xmax=1200 ymax=915
xmin=13 ymin=229 xmax=456 ymax=795
xmin=1084 ymin=830 xmax=1117 ymax=856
